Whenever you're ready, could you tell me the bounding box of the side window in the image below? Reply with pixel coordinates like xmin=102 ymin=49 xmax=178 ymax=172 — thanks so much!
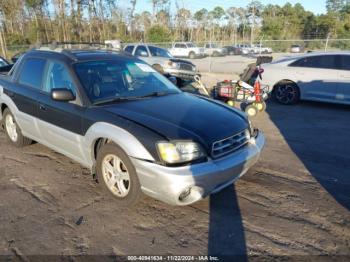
xmin=124 ymin=45 xmax=134 ymax=54
xmin=135 ymin=45 xmax=149 ymax=57
xmin=290 ymin=56 xmax=336 ymax=69
xmin=18 ymin=58 xmax=46 ymax=89
xmin=205 ymin=44 xmax=209 ymax=48
xmin=182 ymin=44 xmax=187 ymax=48
xmin=174 ymin=43 xmax=180 ymax=48
xmin=44 ymin=61 xmax=76 ymax=96
xmin=339 ymin=55 xmax=350 ymax=70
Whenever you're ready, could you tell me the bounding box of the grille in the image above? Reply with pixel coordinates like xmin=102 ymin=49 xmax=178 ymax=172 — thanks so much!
xmin=212 ymin=129 xmax=250 ymax=158
xmin=180 ymin=63 xmax=194 ymax=71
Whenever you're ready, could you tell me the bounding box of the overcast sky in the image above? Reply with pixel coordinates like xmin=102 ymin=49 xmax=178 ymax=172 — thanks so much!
xmin=130 ymin=0 xmax=326 ymax=15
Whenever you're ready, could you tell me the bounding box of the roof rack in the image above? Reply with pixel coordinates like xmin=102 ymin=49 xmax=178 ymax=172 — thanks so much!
xmin=31 ymin=41 xmax=120 ymax=61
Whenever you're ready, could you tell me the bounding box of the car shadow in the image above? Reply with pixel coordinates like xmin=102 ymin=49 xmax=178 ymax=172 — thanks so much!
xmin=208 ymin=185 xmax=247 ymax=261
xmin=265 ymin=100 xmax=350 ymax=211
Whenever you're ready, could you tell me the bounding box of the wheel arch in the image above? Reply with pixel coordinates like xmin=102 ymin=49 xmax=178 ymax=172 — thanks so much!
xmin=272 ymin=79 xmax=300 ymax=95
xmin=273 ymin=79 xmax=298 ymax=89
xmin=85 ymin=122 xmax=155 ymax=165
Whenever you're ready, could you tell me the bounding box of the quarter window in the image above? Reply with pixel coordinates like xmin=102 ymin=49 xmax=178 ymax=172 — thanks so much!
xmin=18 ymin=58 xmax=46 ymax=89
xmin=44 ymin=61 xmax=76 ymax=96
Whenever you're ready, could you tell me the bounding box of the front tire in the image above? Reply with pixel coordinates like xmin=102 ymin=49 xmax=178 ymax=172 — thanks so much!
xmin=96 ymin=143 xmax=142 ymax=206
xmin=3 ymin=108 xmax=32 ymax=147
xmin=273 ymin=82 xmax=300 ymax=105
xmin=189 ymin=52 xmax=196 ymax=59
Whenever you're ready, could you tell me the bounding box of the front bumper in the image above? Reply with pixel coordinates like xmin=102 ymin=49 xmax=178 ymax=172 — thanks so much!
xmin=131 ymin=131 xmax=265 ymax=205
xmin=164 ymin=68 xmax=197 ymax=79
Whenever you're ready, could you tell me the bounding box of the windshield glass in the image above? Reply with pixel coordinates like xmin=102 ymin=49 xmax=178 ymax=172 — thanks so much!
xmin=148 ymin=46 xmax=172 ymax=58
xmin=74 ymin=60 xmax=181 ymax=104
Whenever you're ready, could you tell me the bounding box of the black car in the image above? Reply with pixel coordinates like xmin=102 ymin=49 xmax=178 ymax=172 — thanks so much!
xmin=0 ymin=48 xmax=264 ymax=206
xmin=223 ymin=46 xmax=243 ymax=55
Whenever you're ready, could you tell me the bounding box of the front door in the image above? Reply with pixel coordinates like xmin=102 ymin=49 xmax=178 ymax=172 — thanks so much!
xmin=36 ymin=60 xmax=85 ymax=162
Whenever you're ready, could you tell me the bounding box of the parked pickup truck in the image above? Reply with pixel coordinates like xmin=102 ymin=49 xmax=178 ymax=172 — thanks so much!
xmin=169 ymin=42 xmax=205 ymax=59
xmin=124 ymin=44 xmax=197 ymax=80
xmin=0 ymin=48 xmax=264 ymax=206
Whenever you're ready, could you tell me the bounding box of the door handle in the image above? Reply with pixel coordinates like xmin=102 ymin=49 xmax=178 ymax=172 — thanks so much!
xmin=39 ymin=104 xmax=47 ymax=111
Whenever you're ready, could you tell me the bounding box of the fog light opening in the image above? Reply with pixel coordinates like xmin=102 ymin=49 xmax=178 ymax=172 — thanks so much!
xmin=179 ymin=188 xmax=192 ymax=202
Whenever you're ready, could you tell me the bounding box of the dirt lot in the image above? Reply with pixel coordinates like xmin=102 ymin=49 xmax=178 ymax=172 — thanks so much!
xmin=0 ymin=98 xmax=350 ymax=259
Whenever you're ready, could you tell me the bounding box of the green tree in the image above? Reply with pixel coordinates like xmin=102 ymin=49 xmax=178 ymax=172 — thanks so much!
xmin=146 ymin=25 xmax=171 ymax=42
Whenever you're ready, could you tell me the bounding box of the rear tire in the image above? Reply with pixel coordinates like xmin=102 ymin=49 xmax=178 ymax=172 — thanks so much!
xmin=3 ymin=108 xmax=32 ymax=147
xmin=96 ymin=143 xmax=142 ymax=206
xmin=273 ymin=82 xmax=300 ymax=105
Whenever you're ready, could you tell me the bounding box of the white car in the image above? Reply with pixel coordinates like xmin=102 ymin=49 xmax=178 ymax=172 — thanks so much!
xmin=291 ymin=45 xmax=304 ymax=53
xmin=254 ymin=44 xmax=273 ymax=54
xmin=169 ymin=42 xmax=205 ymax=59
xmin=236 ymin=44 xmax=251 ymax=55
xmin=261 ymin=52 xmax=350 ymax=105
xmin=203 ymin=43 xmax=226 ymax=56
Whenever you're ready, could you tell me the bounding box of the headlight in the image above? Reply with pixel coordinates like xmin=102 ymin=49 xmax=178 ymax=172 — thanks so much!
xmin=168 ymin=61 xmax=180 ymax=69
xmin=157 ymin=141 xmax=205 ymax=164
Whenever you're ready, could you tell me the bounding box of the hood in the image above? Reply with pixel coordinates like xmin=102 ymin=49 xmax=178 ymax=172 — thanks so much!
xmin=170 ymin=58 xmax=194 ymax=66
xmin=102 ymin=93 xmax=248 ymax=151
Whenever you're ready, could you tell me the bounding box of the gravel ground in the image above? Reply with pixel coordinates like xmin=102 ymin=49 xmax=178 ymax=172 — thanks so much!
xmin=0 ymin=96 xmax=349 ymax=260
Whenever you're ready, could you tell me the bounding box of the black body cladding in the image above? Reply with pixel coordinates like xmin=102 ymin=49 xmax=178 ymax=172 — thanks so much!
xmin=0 ymin=49 xmax=248 ymax=162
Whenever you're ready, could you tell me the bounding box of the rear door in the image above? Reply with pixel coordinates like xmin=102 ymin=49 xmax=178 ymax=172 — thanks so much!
xmin=289 ymin=55 xmax=338 ymax=101
xmin=9 ymin=57 xmax=46 ymax=139
xmin=336 ymin=54 xmax=350 ymax=103
xmin=35 ymin=60 xmax=86 ymax=161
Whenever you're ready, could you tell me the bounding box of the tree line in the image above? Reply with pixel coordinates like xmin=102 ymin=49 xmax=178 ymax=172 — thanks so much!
xmin=1 ymin=0 xmax=350 ymax=57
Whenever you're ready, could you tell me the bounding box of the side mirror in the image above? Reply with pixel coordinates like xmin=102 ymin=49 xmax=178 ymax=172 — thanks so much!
xmin=139 ymin=51 xmax=148 ymax=57
xmin=51 ymin=88 xmax=75 ymax=102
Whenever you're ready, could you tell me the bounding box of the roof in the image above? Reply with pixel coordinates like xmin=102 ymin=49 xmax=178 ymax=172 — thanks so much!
xmin=271 ymin=51 xmax=350 ymax=64
xmin=25 ymin=48 xmax=135 ymax=63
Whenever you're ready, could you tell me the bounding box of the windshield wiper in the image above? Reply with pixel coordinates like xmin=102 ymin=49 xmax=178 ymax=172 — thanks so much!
xmin=139 ymin=91 xmax=169 ymax=98
xmin=92 ymin=97 xmax=134 ymax=106
xmin=93 ymin=92 xmax=176 ymax=106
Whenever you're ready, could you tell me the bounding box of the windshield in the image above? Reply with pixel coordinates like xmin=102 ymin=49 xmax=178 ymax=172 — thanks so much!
xmin=148 ymin=46 xmax=172 ymax=58
xmin=74 ymin=60 xmax=181 ymax=104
